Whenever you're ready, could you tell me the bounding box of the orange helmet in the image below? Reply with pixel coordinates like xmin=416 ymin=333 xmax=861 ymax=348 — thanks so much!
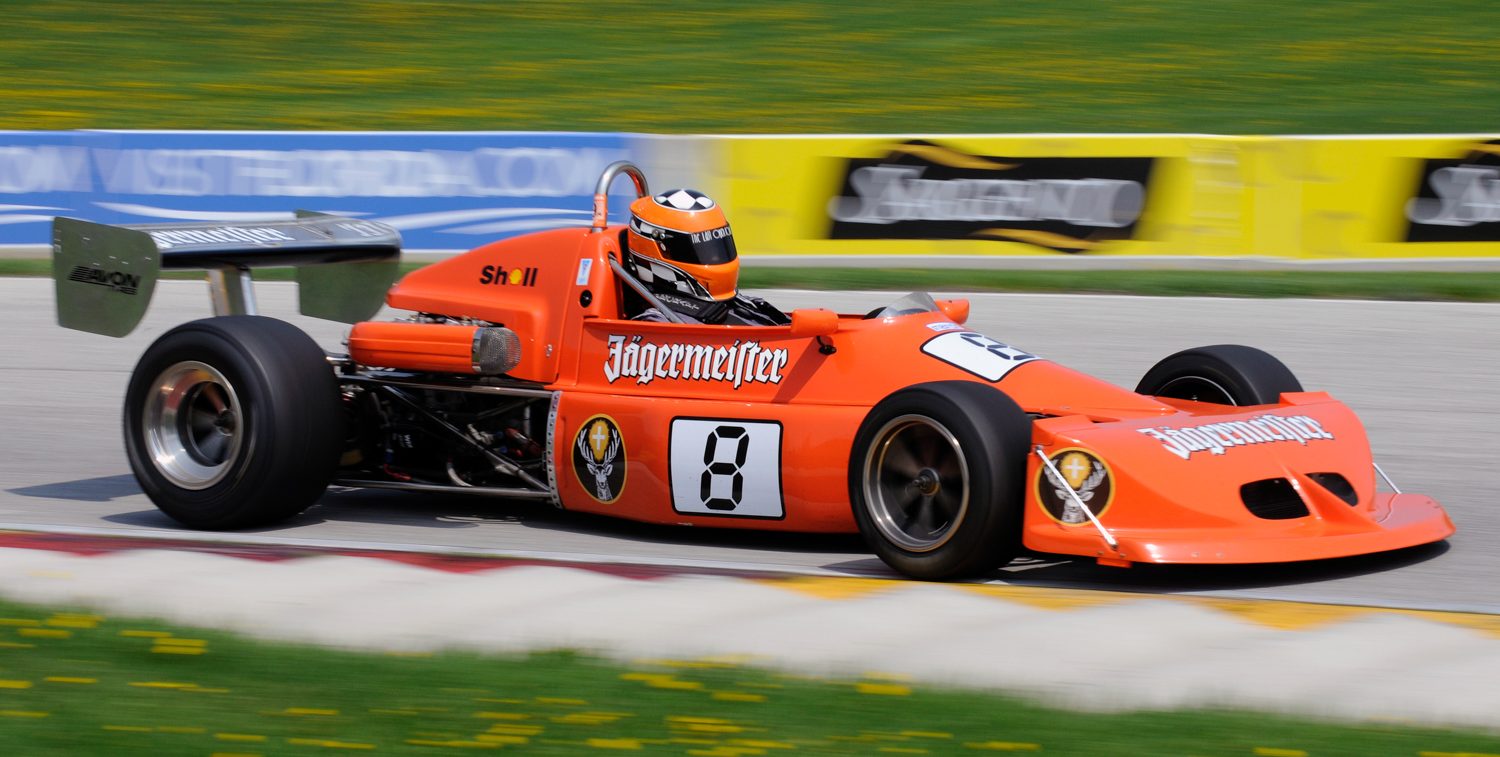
xmin=627 ymin=189 xmax=739 ymax=301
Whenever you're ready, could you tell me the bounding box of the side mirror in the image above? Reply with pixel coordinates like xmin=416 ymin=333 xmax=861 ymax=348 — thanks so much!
xmin=789 ymin=308 xmax=839 ymax=338
xmin=937 ymin=298 xmax=970 ymax=324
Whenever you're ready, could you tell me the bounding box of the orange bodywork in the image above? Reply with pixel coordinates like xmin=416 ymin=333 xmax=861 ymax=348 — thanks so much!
xmin=366 ymin=225 xmax=1454 ymax=566
xmin=1024 ymin=395 xmax=1454 ymax=565
xmin=348 ymin=322 xmax=485 ymax=375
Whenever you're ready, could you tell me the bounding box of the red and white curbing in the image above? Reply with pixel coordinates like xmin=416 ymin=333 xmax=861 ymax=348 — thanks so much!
xmin=0 ymin=537 xmax=1498 ymax=732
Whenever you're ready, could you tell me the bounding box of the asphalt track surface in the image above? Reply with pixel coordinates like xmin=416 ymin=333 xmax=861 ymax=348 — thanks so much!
xmin=2 ymin=278 xmax=1495 ymax=614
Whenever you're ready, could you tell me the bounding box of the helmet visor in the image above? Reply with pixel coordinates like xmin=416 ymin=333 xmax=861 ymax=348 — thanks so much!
xmin=635 ymin=217 xmax=738 ymax=266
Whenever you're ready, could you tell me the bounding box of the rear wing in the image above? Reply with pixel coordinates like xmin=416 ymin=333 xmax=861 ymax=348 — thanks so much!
xmin=52 ymin=212 xmax=401 ymax=337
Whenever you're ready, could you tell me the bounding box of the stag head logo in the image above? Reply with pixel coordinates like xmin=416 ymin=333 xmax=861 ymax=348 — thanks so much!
xmin=573 ymin=415 xmax=625 ymax=503
xmin=1037 ymin=449 xmax=1114 ymax=525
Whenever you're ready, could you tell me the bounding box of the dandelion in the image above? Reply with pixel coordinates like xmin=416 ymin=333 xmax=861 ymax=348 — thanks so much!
xmin=855 ymin=683 xmax=911 ymax=696
xmin=281 ymin=707 xmax=339 ymax=716
xmin=18 ymin=628 xmax=70 ymax=639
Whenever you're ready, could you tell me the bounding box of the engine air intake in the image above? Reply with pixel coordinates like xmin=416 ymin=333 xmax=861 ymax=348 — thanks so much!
xmin=348 ymin=322 xmax=521 ymax=376
xmin=472 ymin=327 xmax=522 ymax=375
xmin=1240 ymin=478 xmax=1309 ymax=520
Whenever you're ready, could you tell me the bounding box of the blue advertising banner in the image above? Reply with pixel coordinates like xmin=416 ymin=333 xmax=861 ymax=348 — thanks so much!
xmin=0 ymin=131 xmax=639 ymax=251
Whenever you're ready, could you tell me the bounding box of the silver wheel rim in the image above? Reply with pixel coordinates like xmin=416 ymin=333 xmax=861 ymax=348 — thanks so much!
xmin=142 ymin=360 xmax=244 ymax=490
xmin=862 ymin=414 xmax=969 ymax=552
xmin=1157 ymin=375 xmax=1237 ymax=406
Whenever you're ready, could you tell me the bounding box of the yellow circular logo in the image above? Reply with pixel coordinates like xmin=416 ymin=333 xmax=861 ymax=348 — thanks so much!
xmin=1034 ymin=448 xmax=1114 ymax=525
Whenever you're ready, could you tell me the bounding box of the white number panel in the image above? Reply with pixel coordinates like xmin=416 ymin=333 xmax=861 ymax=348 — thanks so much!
xmin=669 ymin=418 xmax=784 ymax=519
xmin=920 ymin=331 xmax=1040 ymax=382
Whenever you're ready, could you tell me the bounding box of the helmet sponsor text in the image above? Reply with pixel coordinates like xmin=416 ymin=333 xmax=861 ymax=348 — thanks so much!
xmin=690 ymin=225 xmax=733 ymax=244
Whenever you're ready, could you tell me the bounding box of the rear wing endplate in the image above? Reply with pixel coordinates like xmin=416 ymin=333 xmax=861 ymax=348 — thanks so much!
xmin=52 ymin=212 xmax=401 ymax=337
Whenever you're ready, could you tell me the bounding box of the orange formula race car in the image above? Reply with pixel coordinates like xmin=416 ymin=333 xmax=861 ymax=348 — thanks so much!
xmin=51 ymin=162 xmax=1454 ymax=580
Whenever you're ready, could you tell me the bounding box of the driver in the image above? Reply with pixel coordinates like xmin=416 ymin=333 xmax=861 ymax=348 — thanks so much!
xmin=623 ymin=188 xmax=788 ymax=326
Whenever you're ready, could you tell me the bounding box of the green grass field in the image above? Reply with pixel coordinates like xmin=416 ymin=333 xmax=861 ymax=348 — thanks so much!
xmin=2 ymin=598 xmax=1499 ymax=756
xmin=3 ymin=1 xmax=1498 ymax=134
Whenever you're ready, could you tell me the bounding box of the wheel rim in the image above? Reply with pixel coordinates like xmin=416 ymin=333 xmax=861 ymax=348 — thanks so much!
xmin=142 ymin=361 xmax=244 ymax=490
xmin=862 ymin=414 xmax=969 ymax=552
xmin=1156 ymin=375 xmax=1237 ymax=405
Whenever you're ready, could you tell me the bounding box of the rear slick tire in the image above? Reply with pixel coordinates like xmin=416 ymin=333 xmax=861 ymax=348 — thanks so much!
xmin=123 ymin=316 xmax=343 ymax=529
xmin=849 ymin=381 xmax=1031 ymax=580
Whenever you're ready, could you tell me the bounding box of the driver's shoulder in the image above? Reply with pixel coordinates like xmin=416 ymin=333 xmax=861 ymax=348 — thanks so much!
xmin=727 ymin=292 xmax=790 ymax=326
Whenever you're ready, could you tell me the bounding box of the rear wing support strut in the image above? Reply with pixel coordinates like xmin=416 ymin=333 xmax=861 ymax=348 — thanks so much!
xmin=208 ymin=267 xmax=258 ymax=316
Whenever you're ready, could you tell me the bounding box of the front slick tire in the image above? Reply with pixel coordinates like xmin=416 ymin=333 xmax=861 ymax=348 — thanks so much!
xmin=850 ymin=381 xmax=1031 ymax=580
xmin=1136 ymin=344 xmax=1302 ymax=406
xmin=124 ymin=316 xmax=342 ymax=530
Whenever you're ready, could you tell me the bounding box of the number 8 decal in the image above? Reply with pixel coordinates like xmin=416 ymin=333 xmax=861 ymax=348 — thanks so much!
xmin=920 ymin=331 xmax=1041 ymax=382
xmin=960 ymin=332 xmax=1035 ymax=362
xmin=670 ymin=418 xmax=784 ymax=519
xmin=700 ymin=425 xmax=749 ymax=510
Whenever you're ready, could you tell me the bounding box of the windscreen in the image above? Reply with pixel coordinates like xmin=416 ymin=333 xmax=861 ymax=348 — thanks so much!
xmin=871 ymin=291 xmax=941 ymax=318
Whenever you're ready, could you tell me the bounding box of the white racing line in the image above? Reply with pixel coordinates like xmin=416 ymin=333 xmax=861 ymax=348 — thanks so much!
xmin=0 ymin=521 xmax=845 ymax=577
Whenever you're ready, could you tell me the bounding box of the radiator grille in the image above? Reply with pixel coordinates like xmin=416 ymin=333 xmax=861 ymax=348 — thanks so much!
xmin=1240 ymin=478 xmax=1309 ymax=520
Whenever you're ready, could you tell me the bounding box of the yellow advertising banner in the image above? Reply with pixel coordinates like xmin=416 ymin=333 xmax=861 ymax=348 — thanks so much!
xmin=694 ymin=134 xmax=1500 ymax=260
xmin=1250 ymin=136 xmax=1500 ymax=260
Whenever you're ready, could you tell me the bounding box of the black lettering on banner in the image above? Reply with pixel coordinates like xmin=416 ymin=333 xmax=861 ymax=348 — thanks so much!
xmin=699 ymin=425 xmax=749 ymax=511
xmin=1405 ymin=140 xmax=1500 ymax=242
xmin=826 ymin=139 xmax=1155 ymax=254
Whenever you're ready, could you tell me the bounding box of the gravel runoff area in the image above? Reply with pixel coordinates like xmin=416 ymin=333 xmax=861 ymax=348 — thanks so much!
xmin=0 ymin=544 xmax=1497 ymax=733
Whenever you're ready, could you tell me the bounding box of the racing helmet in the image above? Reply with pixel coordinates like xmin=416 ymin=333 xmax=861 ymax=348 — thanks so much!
xmin=626 ymin=189 xmax=739 ymax=301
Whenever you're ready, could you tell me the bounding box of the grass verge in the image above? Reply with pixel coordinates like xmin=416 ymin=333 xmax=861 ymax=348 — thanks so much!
xmin=1 ymin=597 xmax=1498 ymax=755
xmin=7 ymin=259 xmax=1500 ymax=302
xmin=3 ymin=1 xmax=1499 ymax=133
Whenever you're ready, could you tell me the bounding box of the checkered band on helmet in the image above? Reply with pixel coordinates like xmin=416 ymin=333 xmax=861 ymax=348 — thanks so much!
xmin=627 ymin=188 xmax=739 ymax=301
xmin=653 ymin=189 xmax=717 ymax=212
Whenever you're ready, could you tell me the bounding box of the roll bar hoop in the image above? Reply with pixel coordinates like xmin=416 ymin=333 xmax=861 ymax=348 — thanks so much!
xmin=591 ymin=161 xmax=651 ymax=232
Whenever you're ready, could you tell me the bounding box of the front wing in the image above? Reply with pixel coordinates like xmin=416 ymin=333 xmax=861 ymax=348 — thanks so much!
xmin=1022 ymin=391 xmax=1454 ymax=566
